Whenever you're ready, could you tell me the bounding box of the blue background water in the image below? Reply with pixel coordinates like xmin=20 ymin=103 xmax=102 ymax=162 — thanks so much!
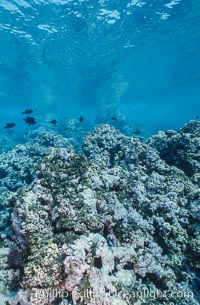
xmin=0 ymin=0 xmax=200 ymax=136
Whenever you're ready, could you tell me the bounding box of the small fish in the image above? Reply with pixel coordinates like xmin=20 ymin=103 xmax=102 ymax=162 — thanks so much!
xmin=196 ymin=115 xmax=199 ymax=119
xmin=4 ymin=123 xmax=16 ymax=129
xmin=79 ymin=116 xmax=84 ymax=122
xmin=24 ymin=116 xmax=36 ymax=125
xmin=50 ymin=119 xmax=57 ymax=125
xmin=24 ymin=132 xmax=28 ymax=135
xmin=22 ymin=109 xmax=33 ymax=114
xmin=111 ymin=116 xmax=117 ymax=121
xmin=133 ymin=129 xmax=141 ymax=135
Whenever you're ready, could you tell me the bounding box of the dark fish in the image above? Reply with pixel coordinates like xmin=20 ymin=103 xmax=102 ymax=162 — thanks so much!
xmin=196 ymin=115 xmax=199 ymax=119
xmin=24 ymin=116 xmax=36 ymax=125
xmin=50 ymin=119 xmax=57 ymax=125
xmin=111 ymin=116 xmax=117 ymax=121
xmin=133 ymin=129 xmax=141 ymax=135
xmin=4 ymin=123 xmax=16 ymax=129
xmin=24 ymin=132 xmax=28 ymax=135
xmin=22 ymin=109 xmax=33 ymax=114
xmin=79 ymin=116 xmax=84 ymax=122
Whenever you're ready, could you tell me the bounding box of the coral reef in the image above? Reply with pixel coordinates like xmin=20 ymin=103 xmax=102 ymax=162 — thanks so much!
xmin=0 ymin=134 xmax=17 ymax=154
xmin=95 ymin=106 xmax=149 ymax=139
xmin=0 ymin=132 xmax=72 ymax=298
xmin=0 ymin=131 xmax=72 ymax=208
xmin=64 ymin=119 xmax=91 ymax=152
xmin=4 ymin=123 xmax=199 ymax=305
xmin=148 ymin=120 xmax=200 ymax=182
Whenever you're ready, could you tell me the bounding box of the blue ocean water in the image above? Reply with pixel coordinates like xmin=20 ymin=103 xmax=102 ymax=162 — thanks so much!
xmin=0 ymin=0 xmax=200 ymax=139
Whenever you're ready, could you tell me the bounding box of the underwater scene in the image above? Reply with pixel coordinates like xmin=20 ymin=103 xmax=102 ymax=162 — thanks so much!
xmin=0 ymin=0 xmax=200 ymax=304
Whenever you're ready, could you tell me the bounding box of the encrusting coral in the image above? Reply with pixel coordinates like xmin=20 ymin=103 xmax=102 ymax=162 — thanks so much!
xmin=2 ymin=122 xmax=200 ymax=305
